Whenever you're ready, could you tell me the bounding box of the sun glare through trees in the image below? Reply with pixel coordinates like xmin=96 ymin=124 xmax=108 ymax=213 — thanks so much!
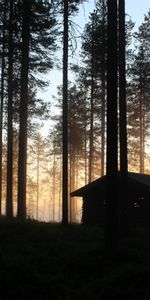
xmin=0 ymin=0 xmax=150 ymax=227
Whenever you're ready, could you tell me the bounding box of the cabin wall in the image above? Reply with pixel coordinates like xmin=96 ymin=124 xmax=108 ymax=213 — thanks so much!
xmin=127 ymin=189 xmax=150 ymax=227
xmin=82 ymin=187 xmax=150 ymax=226
xmin=82 ymin=194 xmax=104 ymax=225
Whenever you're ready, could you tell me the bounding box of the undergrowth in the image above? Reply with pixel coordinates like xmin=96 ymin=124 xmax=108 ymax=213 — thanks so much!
xmin=0 ymin=218 xmax=149 ymax=299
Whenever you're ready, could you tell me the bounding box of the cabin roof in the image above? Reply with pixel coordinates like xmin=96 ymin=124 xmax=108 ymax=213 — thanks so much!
xmin=70 ymin=172 xmax=150 ymax=197
xmin=129 ymin=172 xmax=150 ymax=187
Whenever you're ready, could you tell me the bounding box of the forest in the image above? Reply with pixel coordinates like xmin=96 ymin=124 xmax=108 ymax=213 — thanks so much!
xmin=0 ymin=0 xmax=150 ymax=227
xmin=0 ymin=0 xmax=150 ymax=298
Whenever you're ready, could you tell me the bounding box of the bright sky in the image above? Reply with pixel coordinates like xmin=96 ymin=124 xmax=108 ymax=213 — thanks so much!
xmin=75 ymin=0 xmax=150 ymax=29
xmin=39 ymin=0 xmax=150 ymax=135
xmin=125 ymin=0 xmax=150 ymax=28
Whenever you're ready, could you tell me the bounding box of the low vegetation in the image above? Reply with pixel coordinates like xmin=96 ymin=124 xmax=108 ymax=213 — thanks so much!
xmin=0 ymin=218 xmax=150 ymax=299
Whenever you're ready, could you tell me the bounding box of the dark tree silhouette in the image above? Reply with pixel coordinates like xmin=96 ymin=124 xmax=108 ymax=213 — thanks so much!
xmin=17 ymin=0 xmax=30 ymax=220
xmin=0 ymin=0 xmax=6 ymax=215
xmin=127 ymin=15 xmax=150 ymax=173
xmin=105 ymin=0 xmax=118 ymax=254
xmin=80 ymin=1 xmax=107 ymax=178
xmin=100 ymin=0 xmax=107 ymax=177
xmin=119 ymin=0 xmax=127 ymax=174
xmin=89 ymin=20 xmax=94 ymax=183
xmin=62 ymin=0 xmax=69 ymax=225
xmin=6 ymin=0 xmax=14 ymax=218
xmin=119 ymin=0 xmax=128 ymax=235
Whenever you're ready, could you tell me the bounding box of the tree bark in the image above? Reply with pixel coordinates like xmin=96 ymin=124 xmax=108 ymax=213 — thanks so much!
xmin=89 ymin=22 xmax=94 ymax=183
xmin=105 ymin=0 xmax=118 ymax=255
xmin=17 ymin=0 xmax=30 ymax=220
xmin=0 ymin=0 xmax=6 ymax=216
xmin=52 ymin=142 xmax=56 ymax=222
xmin=101 ymin=41 xmax=106 ymax=175
xmin=139 ymin=56 xmax=144 ymax=174
xmin=36 ymin=138 xmax=40 ymax=220
xmin=119 ymin=0 xmax=128 ymax=236
xmin=119 ymin=0 xmax=127 ymax=174
xmin=84 ymin=97 xmax=88 ymax=185
xmin=62 ymin=0 xmax=69 ymax=225
xmin=6 ymin=0 xmax=14 ymax=218
xmin=100 ymin=0 xmax=106 ymax=177
xmin=69 ymin=146 xmax=76 ymax=223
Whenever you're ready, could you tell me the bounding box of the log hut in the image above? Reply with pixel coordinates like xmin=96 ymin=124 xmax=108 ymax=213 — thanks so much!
xmin=71 ymin=173 xmax=150 ymax=226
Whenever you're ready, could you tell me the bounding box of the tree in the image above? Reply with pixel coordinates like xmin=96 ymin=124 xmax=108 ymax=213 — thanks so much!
xmin=6 ymin=0 xmax=14 ymax=218
xmin=61 ymin=0 xmax=87 ymax=224
xmin=0 ymin=0 xmax=7 ymax=215
xmin=119 ymin=0 xmax=127 ymax=193
xmin=68 ymin=85 xmax=86 ymax=222
xmin=119 ymin=0 xmax=128 ymax=235
xmin=61 ymin=0 xmax=69 ymax=225
xmin=0 ymin=0 xmax=57 ymax=220
xmin=88 ymin=19 xmax=94 ymax=183
xmin=29 ymin=133 xmax=48 ymax=220
xmin=17 ymin=0 xmax=30 ymax=220
xmin=100 ymin=0 xmax=107 ymax=177
xmin=128 ymin=10 xmax=150 ymax=173
xmin=17 ymin=0 xmax=57 ymax=220
xmin=105 ymin=0 xmax=118 ymax=254
xmin=48 ymin=125 xmax=62 ymax=222
xmin=80 ymin=0 xmax=107 ymax=179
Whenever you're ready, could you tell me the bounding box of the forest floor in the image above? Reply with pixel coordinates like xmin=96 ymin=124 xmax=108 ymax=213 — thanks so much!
xmin=0 ymin=219 xmax=150 ymax=299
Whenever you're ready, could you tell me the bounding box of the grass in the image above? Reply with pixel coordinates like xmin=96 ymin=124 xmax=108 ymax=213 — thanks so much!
xmin=0 ymin=219 xmax=150 ymax=299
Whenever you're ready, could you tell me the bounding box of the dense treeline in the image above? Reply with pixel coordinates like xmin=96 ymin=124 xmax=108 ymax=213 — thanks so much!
xmin=0 ymin=0 xmax=57 ymax=219
xmin=0 ymin=0 xmax=150 ymax=223
xmin=50 ymin=2 xmax=150 ymax=222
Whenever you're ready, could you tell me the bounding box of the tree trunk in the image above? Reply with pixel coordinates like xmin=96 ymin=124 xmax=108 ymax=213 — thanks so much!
xmin=119 ymin=0 xmax=127 ymax=174
xmin=142 ymin=111 xmax=145 ymax=172
xmin=119 ymin=0 xmax=128 ymax=236
xmin=139 ymin=88 xmax=144 ymax=173
xmin=58 ymin=154 xmax=62 ymax=222
xmin=101 ymin=82 xmax=105 ymax=177
xmin=62 ymin=0 xmax=68 ymax=225
xmin=138 ymin=48 xmax=144 ymax=174
xmin=17 ymin=0 xmax=30 ymax=220
xmin=0 ymin=0 xmax=6 ymax=215
xmin=36 ymin=138 xmax=40 ymax=220
xmin=89 ymin=23 xmax=94 ymax=183
xmin=6 ymin=0 xmax=14 ymax=218
xmin=101 ymin=0 xmax=106 ymax=177
xmin=52 ymin=143 xmax=56 ymax=222
xmin=84 ymin=97 xmax=88 ymax=184
xmin=105 ymin=0 xmax=118 ymax=255
xmin=69 ymin=146 xmax=76 ymax=223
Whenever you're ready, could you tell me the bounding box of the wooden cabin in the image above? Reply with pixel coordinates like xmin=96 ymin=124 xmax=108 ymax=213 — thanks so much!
xmin=71 ymin=172 xmax=150 ymax=226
